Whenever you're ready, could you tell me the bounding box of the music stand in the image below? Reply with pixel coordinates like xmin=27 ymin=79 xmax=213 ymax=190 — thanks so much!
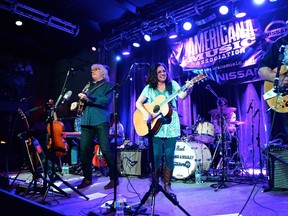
xmin=132 ymin=117 xmax=190 ymax=216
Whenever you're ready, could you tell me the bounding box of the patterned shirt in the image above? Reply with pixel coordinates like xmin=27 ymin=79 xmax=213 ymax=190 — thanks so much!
xmin=140 ymin=80 xmax=181 ymax=138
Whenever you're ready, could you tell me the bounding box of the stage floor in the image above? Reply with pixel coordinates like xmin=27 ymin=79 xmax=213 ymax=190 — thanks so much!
xmin=0 ymin=166 xmax=287 ymax=216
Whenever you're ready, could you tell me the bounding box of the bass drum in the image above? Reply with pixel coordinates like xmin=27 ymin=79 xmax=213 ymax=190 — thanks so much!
xmin=173 ymin=141 xmax=212 ymax=179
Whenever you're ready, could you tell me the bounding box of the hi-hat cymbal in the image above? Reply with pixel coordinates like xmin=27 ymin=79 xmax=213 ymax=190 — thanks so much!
xmin=229 ymin=121 xmax=245 ymax=125
xmin=208 ymin=107 xmax=237 ymax=115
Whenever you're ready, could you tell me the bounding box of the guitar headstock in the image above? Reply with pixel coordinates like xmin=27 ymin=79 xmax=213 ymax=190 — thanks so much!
xmin=18 ymin=108 xmax=26 ymax=120
xmin=188 ymin=72 xmax=208 ymax=85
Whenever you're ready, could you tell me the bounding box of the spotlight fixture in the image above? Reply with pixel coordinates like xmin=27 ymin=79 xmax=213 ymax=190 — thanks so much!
xmin=168 ymin=23 xmax=179 ymax=39
xmin=234 ymin=1 xmax=246 ymax=18
xmin=121 ymin=45 xmax=131 ymax=56
xmin=219 ymin=5 xmax=229 ymax=15
xmin=15 ymin=20 xmax=23 ymax=26
xmin=132 ymin=42 xmax=140 ymax=47
xmin=144 ymin=34 xmax=151 ymax=42
xmin=182 ymin=20 xmax=192 ymax=31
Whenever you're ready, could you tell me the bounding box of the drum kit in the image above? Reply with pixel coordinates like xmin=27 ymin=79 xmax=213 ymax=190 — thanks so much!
xmin=173 ymin=107 xmax=245 ymax=180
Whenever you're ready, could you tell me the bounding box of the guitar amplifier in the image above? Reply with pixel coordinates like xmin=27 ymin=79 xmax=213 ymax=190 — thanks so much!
xmin=268 ymin=145 xmax=288 ymax=190
xmin=117 ymin=149 xmax=150 ymax=177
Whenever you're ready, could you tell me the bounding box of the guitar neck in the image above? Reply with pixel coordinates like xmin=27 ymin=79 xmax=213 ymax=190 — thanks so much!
xmin=159 ymin=85 xmax=187 ymax=107
xmin=159 ymin=73 xmax=206 ymax=107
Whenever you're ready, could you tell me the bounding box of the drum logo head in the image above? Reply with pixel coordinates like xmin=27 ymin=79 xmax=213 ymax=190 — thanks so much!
xmin=175 ymin=145 xmax=185 ymax=151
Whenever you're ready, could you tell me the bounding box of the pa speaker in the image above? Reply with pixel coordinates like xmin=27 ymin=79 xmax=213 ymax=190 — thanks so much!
xmin=268 ymin=145 xmax=288 ymax=190
xmin=118 ymin=149 xmax=150 ymax=177
xmin=0 ymin=189 xmax=64 ymax=215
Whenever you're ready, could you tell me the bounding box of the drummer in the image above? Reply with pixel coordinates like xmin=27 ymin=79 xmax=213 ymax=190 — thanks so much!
xmin=210 ymin=97 xmax=236 ymax=138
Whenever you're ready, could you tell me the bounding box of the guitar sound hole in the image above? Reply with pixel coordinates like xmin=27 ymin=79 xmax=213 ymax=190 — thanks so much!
xmin=153 ymin=105 xmax=160 ymax=113
xmin=285 ymin=101 xmax=288 ymax=107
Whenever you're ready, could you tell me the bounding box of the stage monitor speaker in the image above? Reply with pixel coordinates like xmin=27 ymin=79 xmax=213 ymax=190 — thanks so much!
xmin=268 ymin=145 xmax=288 ymax=190
xmin=118 ymin=149 xmax=150 ymax=177
xmin=0 ymin=189 xmax=64 ymax=215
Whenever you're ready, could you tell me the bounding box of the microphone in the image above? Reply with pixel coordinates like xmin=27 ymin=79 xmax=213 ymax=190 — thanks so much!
xmin=274 ymin=45 xmax=285 ymax=90
xmin=134 ymin=62 xmax=150 ymax=66
xmin=20 ymin=96 xmax=33 ymax=103
xmin=205 ymin=84 xmax=211 ymax=90
xmin=61 ymin=90 xmax=72 ymax=104
xmin=247 ymin=99 xmax=253 ymax=114
xmin=253 ymin=109 xmax=260 ymax=118
xmin=25 ymin=106 xmax=43 ymax=114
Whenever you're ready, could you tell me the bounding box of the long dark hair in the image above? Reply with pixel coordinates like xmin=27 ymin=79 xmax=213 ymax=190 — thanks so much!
xmin=146 ymin=62 xmax=171 ymax=89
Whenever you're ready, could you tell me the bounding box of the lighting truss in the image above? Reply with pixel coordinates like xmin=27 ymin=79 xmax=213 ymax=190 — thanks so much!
xmin=0 ymin=0 xmax=79 ymax=36
xmin=103 ymin=0 xmax=229 ymax=50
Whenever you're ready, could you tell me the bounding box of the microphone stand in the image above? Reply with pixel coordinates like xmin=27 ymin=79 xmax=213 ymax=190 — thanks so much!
xmin=41 ymin=69 xmax=88 ymax=203
xmin=255 ymin=109 xmax=264 ymax=180
xmin=251 ymin=102 xmax=255 ymax=179
xmin=132 ymin=116 xmax=190 ymax=216
xmin=104 ymin=63 xmax=137 ymax=214
xmin=206 ymin=85 xmax=229 ymax=191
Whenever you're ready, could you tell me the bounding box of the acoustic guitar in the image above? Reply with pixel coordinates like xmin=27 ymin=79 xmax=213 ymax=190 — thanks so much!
xmin=133 ymin=73 xmax=208 ymax=136
xmin=18 ymin=108 xmax=44 ymax=173
xmin=92 ymin=145 xmax=107 ymax=168
xmin=263 ymin=65 xmax=288 ymax=113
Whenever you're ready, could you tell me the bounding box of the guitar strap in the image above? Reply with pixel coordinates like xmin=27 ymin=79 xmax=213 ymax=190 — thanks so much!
xmin=166 ymin=82 xmax=175 ymax=108
xmin=88 ymin=82 xmax=106 ymax=95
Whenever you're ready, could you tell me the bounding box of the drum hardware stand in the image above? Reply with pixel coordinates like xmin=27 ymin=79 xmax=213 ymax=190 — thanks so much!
xmin=209 ymin=135 xmax=222 ymax=177
xmin=132 ymin=117 xmax=190 ymax=216
xmin=228 ymin=126 xmax=248 ymax=177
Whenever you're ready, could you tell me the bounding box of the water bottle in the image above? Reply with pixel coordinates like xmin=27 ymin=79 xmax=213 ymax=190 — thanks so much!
xmin=115 ymin=194 xmax=125 ymax=216
xmin=195 ymin=164 xmax=202 ymax=184
xmin=71 ymin=146 xmax=78 ymax=165
xmin=62 ymin=163 xmax=69 ymax=175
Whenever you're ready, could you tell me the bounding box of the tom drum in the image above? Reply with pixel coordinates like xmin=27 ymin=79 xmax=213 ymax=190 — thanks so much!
xmin=173 ymin=141 xmax=212 ymax=179
xmin=194 ymin=121 xmax=214 ymax=143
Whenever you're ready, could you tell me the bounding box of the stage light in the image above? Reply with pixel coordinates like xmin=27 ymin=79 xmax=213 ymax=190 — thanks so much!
xmin=121 ymin=45 xmax=131 ymax=56
xmin=219 ymin=5 xmax=229 ymax=15
xmin=182 ymin=21 xmax=192 ymax=31
xmin=144 ymin=34 xmax=151 ymax=42
xmin=253 ymin=0 xmax=265 ymax=5
xmin=234 ymin=1 xmax=246 ymax=18
xmin=168 ymin=24 xmax=179 ymax=39
xmin=15 ymin=18 xmax=23 ymax=26
xmin=132 ymin=42 xmax=140 ymax=47
xmin=115 ymin=55 xmax=121 ymax=61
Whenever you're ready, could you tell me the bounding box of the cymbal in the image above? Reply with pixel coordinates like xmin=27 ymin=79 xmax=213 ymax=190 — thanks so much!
xmin=208 ymin=107 xmax=237 ymax=115
xmin=228 ymin=121 xmax=245 ymax=125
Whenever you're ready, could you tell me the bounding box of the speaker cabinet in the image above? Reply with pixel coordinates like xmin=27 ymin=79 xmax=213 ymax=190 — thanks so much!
xmin=268 ymin=145 xmax=288 ymax=190
xmin=118 ymin=149 xmax=150 ymax=177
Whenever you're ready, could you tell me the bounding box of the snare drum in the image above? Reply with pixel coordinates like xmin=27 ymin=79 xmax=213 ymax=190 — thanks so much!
xmin=194 ymin=121 xmax=214 ymax=143
xmin=173 ymin=141 xmax=212 ymax=179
